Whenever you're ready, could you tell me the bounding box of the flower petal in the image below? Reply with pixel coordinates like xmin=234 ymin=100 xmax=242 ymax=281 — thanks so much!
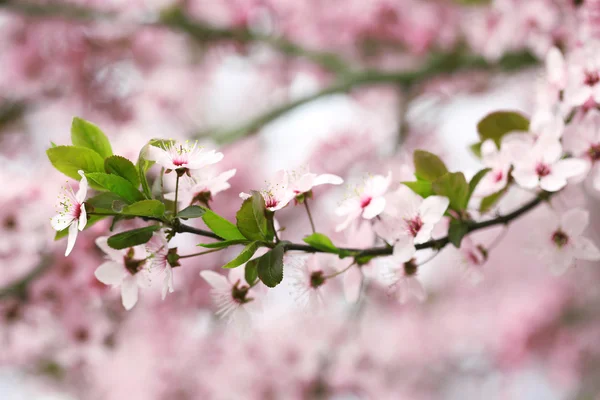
xmin=95 ymin=262 xmax=125 ymax=285
xmin=419 ymin=196 xmax=449 ymax=225
xmin=362 ymin=197 xmax=386 ymax=219
xmin=76 ymin=171 xmax=88 ymax=203
xmin=95 ymin=236 xmax=124 ymax=261
xmin=313 ymin=173 xmax=343 ymax=187
xmin=200 ymin=270 xmax=230 ymax=291
xmin=51 ymin=214 xmax=74 ymax=232
xmin=573 ymin=236 xmax=600 ymax=261
xmin=121 ymin=276 xmax=139 ymax=310
xmin=65 ymin=223 xmax=79 ymax=257
xmin=561 ymin=208 xmax=589 ymax=237
xmin=393 ymin=235 xmax=416 ymax=263
xmin=552 ymin=158 xmax=589 ymax=180
xmin=78 ymin=204 xmax=87 ymax=231
xmin=540 ymin=174 xmax=567 ymax=192
xmin=512 ymin=168 xmax=539 ymax=189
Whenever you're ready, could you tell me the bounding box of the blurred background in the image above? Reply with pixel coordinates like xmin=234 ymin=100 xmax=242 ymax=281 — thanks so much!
xmin=2 ymin=0 xmax=600 ymax=399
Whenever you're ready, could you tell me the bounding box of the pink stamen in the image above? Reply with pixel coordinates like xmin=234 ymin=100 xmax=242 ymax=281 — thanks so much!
xmin=360 ymin=196 xmax=372 ymax=209
xmin=535 ymin=163 xmax=551 ymax=177
xmin=406 ymin=216 xmax=423 ymax=237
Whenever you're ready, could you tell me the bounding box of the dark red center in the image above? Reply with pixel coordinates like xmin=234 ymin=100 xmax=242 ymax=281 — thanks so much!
xmin=406 ymin=217 xmax=423 ymax=237
xmin=493 ymin=170 xmax=504 ymax=183
xmin=588 ymin=144 xmax=600 ymax=161
xmin=535 ymin=163 xmax=551 ymax=177
xmin=585 ymin=71 xmax=600 ymax=86
xmin=551 ymin=230 xmax=569 ymax=248
xmin=360 ymin=196 xmax=372 ymax=209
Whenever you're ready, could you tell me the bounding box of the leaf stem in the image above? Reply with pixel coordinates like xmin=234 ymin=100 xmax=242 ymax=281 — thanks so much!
xmin=304 ymin=199 xmax=316 ymax=234
xmin=324 ymin=261 xmax=356 ymax=280
xmin=179 ymin=248 xmax=223 ymax=259
xmin=174 ymin=174 xmax=180 ymax=216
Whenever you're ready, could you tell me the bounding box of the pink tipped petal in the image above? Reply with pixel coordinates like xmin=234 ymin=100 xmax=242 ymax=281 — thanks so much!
xmin=362 ymin=197 xmax=386 ymax=219
xmin=393 ymin=235 xmax=416 ymax=263
xmin=313 ymin=173 xmax=343 ymax=186
xmin=78 ymin=204 xmax=87 ymax=231
xmin=561 ymin=208 xmax=590 ymax=237
xmin=540 ymin=175 xmax=567 ymax=192
xmin=51 ymin=214 xmax=74 ymax=231
xmin=573 ymin=237 xmax=600 ymax=261
xmin=65 ymin=223 xmax=79 ymax=257
xmin=95 ymin=262 xmax=125 ymax=285
xmin=200 ymin=270 xmax=230 ymax=291
xmin=419 ymin=196 xmax=449 ymax=224
xmin=121 ymin=276 xmax=139 ymax=310
xmin=512 ymin=168 xmax=539 ymax=189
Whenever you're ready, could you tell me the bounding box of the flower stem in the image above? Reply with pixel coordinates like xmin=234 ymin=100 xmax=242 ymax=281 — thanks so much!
xmin=174 ymin=174 xmax=180 ymax=216
xmin=324 ymin=261 xmax=356 ymax=280
xmin=304 ymin=199 xmax=316 ymax=234
xmin=179 ymin=248 xmax=223 ymax=259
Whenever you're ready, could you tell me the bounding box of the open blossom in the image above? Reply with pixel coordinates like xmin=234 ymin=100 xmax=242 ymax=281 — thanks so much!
xmin=456 ymin=237 xmax=487 ymax=285
xmin=200 ymin=269 xmax=253 ymax=328
xmin=563 ymin=109 xmax=600 ymax=191
xmin=94 ymin=237 xmax=150 ymax=310
xmin=379 ymin=257 xmax=426 ymax=304
xmin=375 ymin=185 xmax=449 ymax=262
xmin=286 ymin=167 xmax=343 ymax=197
xmin=240 ymin=169 xmax=295 ymax=211
xmin=474 ymin=139 xmax=512 ymax=197
xmin=528 ymin=208 xmax=600 ymax=275
xmin=563 ymin=41 xmax=600 ymax=109
xmin=335 ymin=172 xmax=392 ymax=232
xmin=511 ymin=135 xmax=588 ymax=192
xmin=50 ymin=170 xmax=88 ymax=257
xmin=146 ymin=232 xmax=175 ymax=300
xmin=286 ymin=254 xmax=330 ymax=311
xmin=166 ymin=168 xmax=236 ymax=206
xmin=146 ymin=140 xmax=224 ymax=174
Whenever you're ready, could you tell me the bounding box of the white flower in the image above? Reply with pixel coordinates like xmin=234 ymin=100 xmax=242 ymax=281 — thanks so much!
xmin=563 ymin=41 xmax=600 ymax=109
xmin=511 ymin=135 xmax=588 ymax=192
xmin=286 ymin=167 xmax=343 ymax=196
xmin=94 ymin=237 xmax=150 ymax=310
xmin=165 ymin=168 xmax=236 ymax=206
xmin=379 ymin=257 xmax=426 ymax=304
xmin=335 ymin=172 xmax=392 ymax=232
xmin=286 ymin=254 xmax=328 ymax=310
xmin=145 ymin=232 xmax=174 ymax=300
xmin=563 ymin=109 xmax=600 ymax=191
xmin=474 ymin=140 xmax=512 ymax=197
xmin=240 ymin=169 xmax=295 ymax=211
xmin=146 ymin=140 xmax=223 ymax=173
xmin=529 ymin=208 xmax=600 ymax=275
xmin=200 ymin=270 xmax=253 ymax=328
xmin=51 ymin=170 xmax=88 ymax=256
xmin=375 ymin=185 xmax=449 ymax=263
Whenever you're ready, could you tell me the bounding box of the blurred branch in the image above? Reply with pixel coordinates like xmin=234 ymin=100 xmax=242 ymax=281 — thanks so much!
xmin=0 ymin=254 xmax=53 ymax=300
xmin=0 ymin=99 xmax=27 ymax=129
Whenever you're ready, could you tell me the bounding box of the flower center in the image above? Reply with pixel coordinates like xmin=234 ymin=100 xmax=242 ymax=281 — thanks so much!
xmin=231 ymin=281 xmax=252 ymax=304
xmin=310 ymin=271 xmax=326 ymax=289
xmin=585 ymin=70 xmax=600 ymax=86
xmin=551 ymin=230 xmax=569 ymax=248
xmin=493 ymin=170 xmax=504 ymax=183
xmin=406 ymin=216 xmax=423 ymax=237
xmin=172 ymin=157 xmax=187 ymax=166
xmin=403 ymin=259 xmax=418 ymax=276
xmin=535 ymin=163 xmax=551 ymax=177
xmin=123 ymin=248 xmax=146 ymax=275
xmin=72 ymin=202 xmax=82 ymax=219
xmin=360 ymin=196 xmax=372 ymax=209
xmin=588 ymin=143 xmax=600 ymax=161
xmin=264 ymin=194 xmax=279 ymax=209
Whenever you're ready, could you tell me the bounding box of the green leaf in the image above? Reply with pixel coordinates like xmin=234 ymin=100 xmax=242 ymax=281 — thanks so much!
xmin=107 ymin=225 xmax=161 ymax=250
xmin=303 ymin=233 xmax=340 ymax=254
xmin=402 ymin=181 xmax=434 ymax=198
xmin=105 ymin=155 xmax=140 ymax=187
xmin=236 ymin=191 xmax=269 ymax=241
xmin=244 ymin=259 xmax=259 ymax=285
xmin=86 ymin=192 xmax=123 ymax=210
xmin=257 ymin=243 xmax=285 ymax=288
xmin=448 ymin=219 xmax=469 ymax=248
xmin=71 ymin=117 xmax=113 ymax=158
xmin=85 ymin=173 xmax=145 ymax=204
xmin=432 ymin=172 xmax=469 ymax=211
xmin=354 ymin=254 xmax=376 ymax=265
xmin=480 ymin=187 xmax=508 ymax=213
xmin=222 ymin=242 xmax=260 ymax=269
xmin=120 ymin=200 xmax=165 ymax=218
xmin=47 ymin=146 xmax=105 ymax=181
xmin=413 ymin=150 xmax=448 ymax=182
xmin=470 ymin=142 xmax=483 ymax=158
xmin=177 ymin=205 xmax=206 ymax=219
xmin=202 ymin=209 xmax=246 ymax=240
xmin=54 ymin=215 xmax=105 ymax=240
xmin=477 ymin=111 xmax=529 ymax=146
xmin=468 ymin=168 xmax=491 ymax=201
xmin=198 ymin=239 xmax=249 ymax=249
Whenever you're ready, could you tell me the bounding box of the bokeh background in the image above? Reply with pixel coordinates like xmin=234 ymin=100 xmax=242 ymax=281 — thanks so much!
xmin=2 ymin=1 xmax=600 ymax=399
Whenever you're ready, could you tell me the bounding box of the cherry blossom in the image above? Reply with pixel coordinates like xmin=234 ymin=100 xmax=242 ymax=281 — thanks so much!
xmin=528 ymin=208 xmax=600 ymax=275
xmin=200 ymin=270 xmax=254 ymax=328
xmin=286 ymin=167 xmax=343 ymax=198
xmin=285 ymin=254 xmax=330 ymax=310
xmin=379 ymin=257 xmax=426 ymax=303
xmin=473 ymin=139 xmax=512 ymax=197
xmin=145 ymin=232 xmax=175 ymax=300
xmin=563 ymin=109 xmax=600 ymax=191
xmin=166 ymin=168 xmax=237 ymax=207
xmin=335 ymin=172 xmax=392 ymax=232
xmin=93 ymin=237 xmax=151 ymax=310
xmin=50 ymin=170 xmax=88 ymax=257
xmin=511 ymin=135 xmax=588 ymax=192
xmin=240 ymin=169 xmax=295 ymax=211
xmin=146 ymin=140 xmax=224 ymax=175
xmin=375 ymin=185 xmax=449 ymax=262
xmin=456 ymin=237 xmax=487 ymax=285
xmin=563 ymin=41 xmax=600 ymax=109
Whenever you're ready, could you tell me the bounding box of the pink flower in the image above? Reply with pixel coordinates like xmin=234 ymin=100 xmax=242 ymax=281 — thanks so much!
xmin=545 ymin=46 xmax=566 ymax=93
xmin=528 ymin=208 xmax=600 ymax=275
xmin=200 ymin=270 xmax=253 ymax=328
xmin=146 ymin=140 xmax=224 ymax=174
xmin=166 ymin=168 xmax=236 ymax=207
xmin=379 ymin=257 xmax=426 ymax=304
xmin=287 ymin=167 xmax=343 ymax=196
xmin=285 ymin=254 xmax=330 ymax=310
xmin=94 ymin=237 xmax=150 ymax=310
xmin=375 ymin=185 xmax=449 ymax=262
xmin=335 ymin=172 xmax=392 ymax=232
xmin=240 ymin=169 xmax=295 ymax=212
xmin=563 ymin=109 xmax=600 ymax=191
xmin=457 ymin=237 xmax=487 ymax=285
xmin=474 ymin=140 xmax=512 ymax=197
xmin=145 ymin=232 xmax=174 ymax=300
xmin=563 ymin=41 xmax=600 ymax=109
xmin=511 ymin=136 xmax=588 ymax=192
xmin=50 ymin=170 xmax=88 ymax=257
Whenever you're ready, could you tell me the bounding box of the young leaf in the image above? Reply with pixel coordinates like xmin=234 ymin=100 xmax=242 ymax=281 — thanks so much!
xmin=105 ymin=155 xmax=140 ymax=187
xmin=47 ymin=146 xmax=105 ymax=180
xmin=257 ymin=243 xmax=285 ymax=288
xmin=120 ymin=200 xmax=165 ymax=218
xmin=470 ymin=142 xmax=482 ymax=158
xmin=137 ymin=143 xmax=155 ymax=199
xmin=432 ymin=172 xmax=469 ymax=211
xmin=202 ymin=209 xmax=246 ymax=240
xmin=222 ymin=242 xmax=260 ymax=269
xmin=85 ymin=173 xmax=145 ymax=204
xmin=177 ymin=205 xmax=206 ymax=219
xmin=467 ymin=168 xmax=491 ymax=201
xmin=71 ymin=117 xmax=113 ymax=158
xmin=413 ymin=150 xmax=448 ymax=182
xmin=86 ymin=192 xmax=124 ymax=210
xmin=236 ymin=191 xmax=269 ymax=241
xmin=477 ymin=111 xmax=529 ymax=146
xmin=244 ymin=259 xmax=259 ymax=285
xmin=198 ymin=239 xmax=249 ymax=249
xmin=107 ymin=225 xmax=161 ymax=250
xmin=303 ymin=233 xmax=340 ymax=254
xmin=480 ymin=187 xmax=508 ymax=213
xmin=402 ymin=181 xmax=434 ymax=198
xmin=448 ymin=219 xmax=469 ymax=248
